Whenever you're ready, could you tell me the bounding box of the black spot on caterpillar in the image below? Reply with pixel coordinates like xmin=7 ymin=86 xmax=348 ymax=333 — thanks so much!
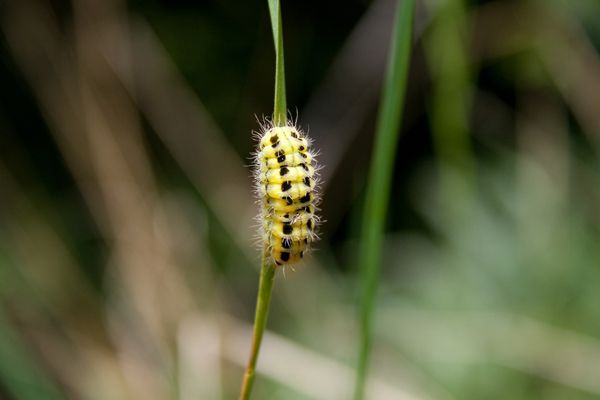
xmin=300 ymin=193 xmax=311 ymax=203
xmin=281 ymin=181 xmax=292 ymax=191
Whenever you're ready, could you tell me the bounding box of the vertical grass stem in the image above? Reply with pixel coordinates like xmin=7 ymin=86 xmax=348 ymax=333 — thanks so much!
xmin=354 ymin=1 xmax=415 ymax=399
xmin=239 ymin=254 xmax=276 ymax=400
xmin=239 ymin=0 xmax=287 ymax=398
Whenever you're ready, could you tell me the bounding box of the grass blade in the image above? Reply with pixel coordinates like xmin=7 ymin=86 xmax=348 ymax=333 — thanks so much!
xmin=354 ymin=1 xmax=415 ymax=399
xmin=425 ymin=0 xmax=475 ymax=223
xmin=268 ymin=0 xmax=287 ymax=125
xmin=238 ymin=259 xmax=276 ymax=400
xmin=239 ymin=1 xmax=287 ymax=399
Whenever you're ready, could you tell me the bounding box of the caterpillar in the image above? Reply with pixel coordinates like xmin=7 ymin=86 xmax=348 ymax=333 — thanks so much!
xmin=254 ymin=121 xmax=320 ymax=266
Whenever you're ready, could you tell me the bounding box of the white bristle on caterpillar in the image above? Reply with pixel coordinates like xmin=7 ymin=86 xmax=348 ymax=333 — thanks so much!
xmin=253 ymin=120 xmax=320 ymax=266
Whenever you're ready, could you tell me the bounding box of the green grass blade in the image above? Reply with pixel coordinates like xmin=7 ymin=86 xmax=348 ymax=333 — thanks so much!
xmin=239 ymin=258 xmax=276 ymax=400
xmin=354 ymin=1 xmax=415 ymax=399
xmin=425 ymin=0 xmax=475 ymax=223
xmin=267 ymin=0 xmax=287 ymax=125
xmin=239 ymin=1 xmax=287 ymax=398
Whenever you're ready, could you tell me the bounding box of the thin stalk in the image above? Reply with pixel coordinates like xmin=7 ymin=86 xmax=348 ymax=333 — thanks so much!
xmin=425 ymin=0 xmax=475 ymax=225
xmin=239 ymin=1 xmax=287 ymax=398
xmin=354 ymin=1 xmax=415 ymax=399
xmin=268 ymin=0 xmax=287 ymax=126
xmin=239 ymin=254 xmax=276 ymax=400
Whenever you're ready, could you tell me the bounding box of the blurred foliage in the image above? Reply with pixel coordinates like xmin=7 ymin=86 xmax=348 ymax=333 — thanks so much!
xmin=1 ymin=0 xmax=600 ymax=399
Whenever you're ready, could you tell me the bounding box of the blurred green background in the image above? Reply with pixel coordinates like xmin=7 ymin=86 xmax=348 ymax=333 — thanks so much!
xmin=2 ymin=0 xmax=600 ymax=399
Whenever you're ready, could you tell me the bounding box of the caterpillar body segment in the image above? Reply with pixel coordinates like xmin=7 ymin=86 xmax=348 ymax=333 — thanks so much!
xmin=261 ymin=182 xmax=312 ymax=201
xmin=260 ymin=165 xmax=316 ymax=184
xmin=260 ymin=153 xmax=313 ymax=171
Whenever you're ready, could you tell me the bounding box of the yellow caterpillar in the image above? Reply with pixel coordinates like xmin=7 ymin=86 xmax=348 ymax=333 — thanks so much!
xmin=255 ymin=123 xmax=320 ymax=266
